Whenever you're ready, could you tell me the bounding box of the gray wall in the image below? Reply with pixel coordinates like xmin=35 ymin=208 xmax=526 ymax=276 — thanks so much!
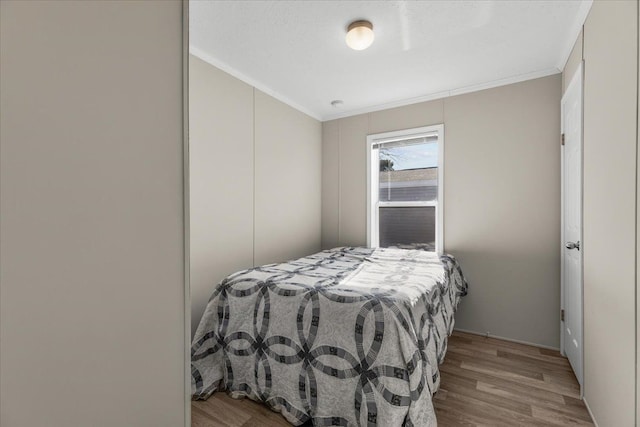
xmin=562 ymin=1 xmax=639 ymax=425
xmin=254 ymin=90 xmax=323 ymax=266
xmin=189 ymin=55 xmax=322 ymax=336
xmin=322 ymin=75 xmax=562 ymax=348
xmin=0 ymin=1 xmax=186 ymax=426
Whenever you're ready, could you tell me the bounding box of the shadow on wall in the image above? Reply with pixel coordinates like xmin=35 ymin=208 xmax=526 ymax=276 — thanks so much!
xmin=451 ymin=247 xmax=560 ymax=349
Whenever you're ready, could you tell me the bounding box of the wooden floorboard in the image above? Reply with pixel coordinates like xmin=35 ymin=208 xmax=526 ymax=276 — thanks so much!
xmin=191 ymin=331 xmax=594 ymax=426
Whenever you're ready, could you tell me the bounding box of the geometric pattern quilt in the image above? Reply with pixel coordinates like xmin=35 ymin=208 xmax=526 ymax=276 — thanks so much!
xmin=191 ymin=247 xmax=468 ymax=426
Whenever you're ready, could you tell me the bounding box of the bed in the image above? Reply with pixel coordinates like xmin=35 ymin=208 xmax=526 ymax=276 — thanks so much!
xmin=191 ymin=246 xmax=468 ymax=426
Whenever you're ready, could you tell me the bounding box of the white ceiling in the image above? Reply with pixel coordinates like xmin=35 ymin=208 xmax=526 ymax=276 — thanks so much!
xmin=190 ymin=0 xmax=591 ymax=121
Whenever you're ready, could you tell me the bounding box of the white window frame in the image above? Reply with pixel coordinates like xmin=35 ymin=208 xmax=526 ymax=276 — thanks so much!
xmin=366 ymin=124 xmax=444 ymax=253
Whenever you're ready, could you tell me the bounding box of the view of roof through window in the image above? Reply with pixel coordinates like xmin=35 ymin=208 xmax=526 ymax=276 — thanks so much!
xmin=379 ymin=139 xmax=438 ymax=202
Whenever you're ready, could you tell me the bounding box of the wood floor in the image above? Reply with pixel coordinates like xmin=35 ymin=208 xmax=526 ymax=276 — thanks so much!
xmin=191 ymin=331 xmax=594 ymax=426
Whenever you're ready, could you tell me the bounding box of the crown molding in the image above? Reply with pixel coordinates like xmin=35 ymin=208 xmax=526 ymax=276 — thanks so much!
xmin=189 ymin=46 xmax=323 ymax=121
xmin=191 ymin=1 xmax=591 ymax=123
xmin=322 ymin=67 xmax=561 ymax=121
xmin=192 ymin=51 xmax=563 ymax=123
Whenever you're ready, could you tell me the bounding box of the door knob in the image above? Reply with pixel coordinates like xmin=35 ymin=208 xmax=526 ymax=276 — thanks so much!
xmin=565 ymin=241 xmax=581 ymax=250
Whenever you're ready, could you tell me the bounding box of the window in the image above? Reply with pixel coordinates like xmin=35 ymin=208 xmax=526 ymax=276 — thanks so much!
xmin=367 ymin=125 xmax=443 ymax=253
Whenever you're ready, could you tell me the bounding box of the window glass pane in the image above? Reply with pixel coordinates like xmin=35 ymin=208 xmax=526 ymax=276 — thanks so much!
xmin=378 ymin=206 xmax=435 ymax=251
xmin=379 ymin=141 xmax=437 ymax=202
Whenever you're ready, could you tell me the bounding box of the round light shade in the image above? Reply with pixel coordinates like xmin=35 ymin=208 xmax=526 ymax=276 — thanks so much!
xmin=345 ymin=20 xmax=374 ymax=51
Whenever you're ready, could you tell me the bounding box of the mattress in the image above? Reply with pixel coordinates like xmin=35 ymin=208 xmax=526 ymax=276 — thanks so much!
xmin=191 ymin=247 xmax=468 ymax=426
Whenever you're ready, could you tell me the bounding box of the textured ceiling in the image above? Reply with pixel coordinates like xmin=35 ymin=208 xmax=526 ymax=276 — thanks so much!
xmin=190 ymin=0 xmax=591 ymax=121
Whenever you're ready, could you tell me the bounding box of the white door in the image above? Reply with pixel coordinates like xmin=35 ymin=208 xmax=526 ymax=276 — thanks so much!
xmin=561 ymin=62 xmax=583 ymax=387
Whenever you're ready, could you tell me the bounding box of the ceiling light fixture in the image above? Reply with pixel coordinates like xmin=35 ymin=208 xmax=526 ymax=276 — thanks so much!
xmin=345 ymin=20 xmax=374 ymax=51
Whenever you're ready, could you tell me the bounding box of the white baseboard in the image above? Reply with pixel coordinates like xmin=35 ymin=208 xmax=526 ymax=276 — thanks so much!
xmin=453 ymin=328 xmax=560 ymax=351
xmin=582 ymin=396 xmax=598 ymax=426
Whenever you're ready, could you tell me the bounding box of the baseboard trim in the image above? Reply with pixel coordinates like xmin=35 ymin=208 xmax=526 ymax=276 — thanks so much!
xmin=453 ymin=328 xmax=560 ymax=351
xmin=582 ymin=396 xmax=598 ymax=426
